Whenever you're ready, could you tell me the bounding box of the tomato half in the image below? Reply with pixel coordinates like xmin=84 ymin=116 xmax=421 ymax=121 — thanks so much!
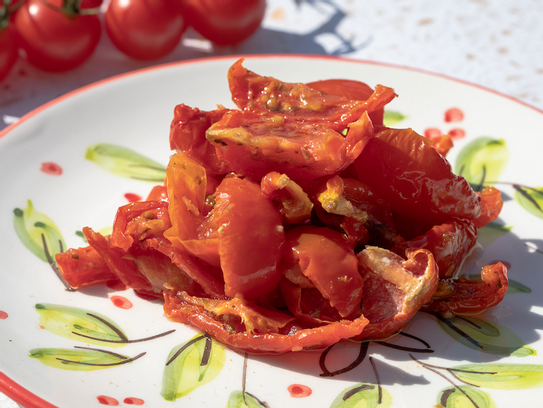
xmin=354 ymin=246 xmax=438 ymax=340
xmin=14 ymin=0 xmax=101 ymax=72
xmin=105 ymin=0 xmax=186 ymax=60
xmin=228 ymin=59 xmax=396 ymax=131
xmin=280 ymin=226 xmax=363 ymax=319
xmin=306 ymin=79 xmax=385 ymax=126
xmin=56 ymin=245 xmax=116 ymax=289
xmin=472 ymin=186 xmax=503 ymax=228
xmin=203 ymin=176 xmax=286 ymax=300
xmin=206 ymin=108 xmax=375 ymax=180
xmin=423 ymin=262 xmax=508 ymax=314
xmin=179 ymin=0 xmax=266 ymax=45
xmin=164 ymin=289 xmax=369 ymax=354
xmin=169 ymin=104 xmax=231 ymax=175
xmin=353 ymin=127 xmax=481 ymax=235
xmin=393 ymin=220 xmax=477 ymax=279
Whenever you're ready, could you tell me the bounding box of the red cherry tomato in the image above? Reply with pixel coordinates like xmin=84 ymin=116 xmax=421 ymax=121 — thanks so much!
xmin=0 ymin=0 xmax=21 ymax=81
xmin=80 ymin=0 xmax=103 ymax=8
xmin=0 ymin=25 xmax=17 ymax=81
xmin=105 ymin=0 xmax=186 ymax=60
xmin=179 ymin=0 xmax=266 ymax=45
xmin=14 ymin=0 xmax=101 ymax=72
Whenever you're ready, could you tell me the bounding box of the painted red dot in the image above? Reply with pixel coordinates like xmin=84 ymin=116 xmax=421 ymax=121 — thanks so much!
xmin=110 ymin=296 xmax=133 ymax=310
xmin=0 ymin=311 xmax=8 ymax=319
xmin=124 ymin=397 xmax=145 ymax=405
xmin=40 ymin=162 xmax=63 ymax=175
xmin=288 ymin=384 xmax=312 ymax=398
xmin=106 ymin=279 xmax=129 ymax=291
xmin=97 ymin=395 xmax=119 ymax=406
xmin=444 ymin=107 xmax=464 ymax=122
xmin=448 ymin=128 xmax=466 ymax=139
xmin=124 ymin=193 xmax=142 ymax=202
xmin=424 ymin=127 xmax=442 ymax=139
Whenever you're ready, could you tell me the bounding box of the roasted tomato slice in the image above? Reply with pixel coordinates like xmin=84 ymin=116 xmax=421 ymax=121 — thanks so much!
xmin=393 ymin=219 xmax=477 ymax=279
xmin=56 ymin=245 xmax=116 ymax=289
xmin=228 ymin=58 xmax=396 ymax=131
xmin=473 ymin=186 xmax=503 ymax=228
xmin=206 ymin=108 xmax=374 ymax=180
xmin=164 ymin=289 xmax=369 ymax=354
xmin=353 ymin=127 xmax=481 ymax=235
xmin=354 ymin=246 xmax=438 ymax=340
xmin=164 ymin=152 xmax=209 ymax=242
xmin=279 ymin=226 xmax=363 ymax=319
xmin=110 ymin=200 xmax=171 ymax=251
xmin=260 ymin=171 xmax=314 ymax=224
xmin=315 ymin=175 xmax=402 ymax=249
xmin=169 ymin=104 xmax=232 ymax=175
xmin=306 ymin=78 xmax=385 ymax=126
xmin=423 ymin=262 xmax=508 ymax=314
xmin=203 ymin=176 xmax=286 ymax=300
xmin=82 ymin=227 xmax=161 ymax=298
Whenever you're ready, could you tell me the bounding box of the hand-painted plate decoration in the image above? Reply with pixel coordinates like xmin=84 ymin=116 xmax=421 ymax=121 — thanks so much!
xmin=0 ymin=55 xmax=542 ymax=408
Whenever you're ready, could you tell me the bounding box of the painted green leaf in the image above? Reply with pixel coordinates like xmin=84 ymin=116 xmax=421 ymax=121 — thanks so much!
xmin=161 ymin=334 xmax=226 ymax=401
xmin=226 ymin=391 xmax=266 ymax=408
xmin=506 ymin=279 xmax=532 ymax=294
xmin=514 ymin=185 xmax=543 ymax=220
xmin=29 ymin=347 xmax=144 ymax=371
xmin=35 ymin=303 xmax=128 ymax=347
xmin=329 ymin=383 xmax=392 ymax=408
xmin=437 ymin=385 xmax=496 ymax=408
xmin=13 ymin=200 xmax=65 ymax=264
xmin=85 ymin=143 xmax=167 ymax=182
xmin=477 ymin=222 xmax=512 ymax=246
xmin=455 ymin=137 xmax=509 ymax=188
xmin=452 ymin=363 xmax=543 ymax=390
xmin=383 ymin=110 xmax=407 ymax=126
xmin=437 ymin=315 xmax=536 ymax=357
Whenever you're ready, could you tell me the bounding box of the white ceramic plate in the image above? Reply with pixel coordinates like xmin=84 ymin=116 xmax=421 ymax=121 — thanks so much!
xmin=1 ymin=55 xmax=543 ymax=408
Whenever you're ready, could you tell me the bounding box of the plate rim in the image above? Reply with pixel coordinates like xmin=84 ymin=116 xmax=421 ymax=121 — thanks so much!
xmin=2 ymin=53 xmax=542 ymax=142
xmin=1 ymin=52 xmax=543 ymax=408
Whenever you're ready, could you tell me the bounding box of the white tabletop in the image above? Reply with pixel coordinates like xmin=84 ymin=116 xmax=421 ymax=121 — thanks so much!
xmin=1 ymin=0 xmax=542 ymax=406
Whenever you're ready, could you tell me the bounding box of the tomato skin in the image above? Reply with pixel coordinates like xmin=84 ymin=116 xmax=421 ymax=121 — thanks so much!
xmin=179 ymin=0 xmax=265 ymax=45
xmin=473 ymin=186 xmax=503 ymax=228
xmin=314 ymin=176 xmax=401 ymax=249
xmin=353 ymin=127 xmax=481 ymax=234
xmin=56 ymin=245 xmax=116 ymax=289
xmin=207 ymin=176 xmax=285 ymax=300
xmin=164 ymin=289 xmax=369 ymax=354
xmin=260 ymin=172 xmax=313 ymax=224
xmin=0 ymin=25 xmax=17 ymax=81
xmin=306 ymin=79 xmax=385 ymax=126
xmin=281 ymin=226 xmax=363 ymax=318
xmin=14 ymin=0 xmax=101 ymax=72
xmin=423 ymin=262 xmax=508 ymax=314
xmin=354 ymin=246 xmax=438 ymax=340
xmin=169 ymin=104 xmax=231 ymax=174
xmin=393 ymin=220 xmax=477 ymax=279
xmin=228 ymin=59 xmax=395 ymax=131
xmin=105 ymin=0 xmax=186 ymax=60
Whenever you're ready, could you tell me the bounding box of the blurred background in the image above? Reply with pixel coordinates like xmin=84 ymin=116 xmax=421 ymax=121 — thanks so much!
xmin=1 ymin=0 xmax=542 ymax=133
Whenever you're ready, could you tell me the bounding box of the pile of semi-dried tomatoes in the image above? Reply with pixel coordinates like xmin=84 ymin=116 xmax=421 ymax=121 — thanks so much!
xmin=56 ymin=59 xmax=508 ymax=354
